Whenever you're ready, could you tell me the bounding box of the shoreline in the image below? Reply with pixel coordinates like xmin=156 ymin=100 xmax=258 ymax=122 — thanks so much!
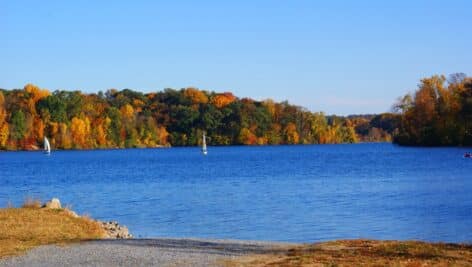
xmin=0 ymin=142 xmax=396 ymax=152
xmin=0 ymin=238 xmax=296 ymax=267
xmin=2 ymin=142 xmax=471 ymax=153
xmin=1 ymin=238 xmax=471 ymax=267
xmin=1 ymin=199 xmax=471 ymax=266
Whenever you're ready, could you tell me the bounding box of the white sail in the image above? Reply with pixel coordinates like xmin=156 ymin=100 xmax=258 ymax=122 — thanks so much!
xmin=202 ymin=133 xmax=207 ymax=155
xmin=44 ymin=137 xmax=51 ymax=154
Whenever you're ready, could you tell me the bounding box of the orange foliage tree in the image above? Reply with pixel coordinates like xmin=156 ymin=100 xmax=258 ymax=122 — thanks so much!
xmin=183 ymin=88 xmax=209 ymax=105
xmin=284 ymin=123 xmax=300 ymax=144
xmin=211 ymin=92 xmax=236 ymax=108
xmin=238 ymin=128 xmax=257 ymax=145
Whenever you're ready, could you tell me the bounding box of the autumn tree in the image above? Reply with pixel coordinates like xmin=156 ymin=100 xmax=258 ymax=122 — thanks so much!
xmin=183 ymin=88 xmax=209 ymax=106
xmin=238 ymin=127 xmax=257 ymax=145
xmin=284 ymin=123 xmax=299 ymax=144
xmin=394 ymin=74 xmax=472 ymax=146
xmin=310 ymin=112 xmax=328 ymax=144
xmin=0 ymin=92 xmax=9 ymax=148
xmin=70 ymin=117 xmax=88 ymax=148
xmin=105 ymin=107 xmax=123 ymax=147
xmin=1 ymin=83 xmax=413 ymax=150
xmin=211 ymin=92 xmax=236 ymax=108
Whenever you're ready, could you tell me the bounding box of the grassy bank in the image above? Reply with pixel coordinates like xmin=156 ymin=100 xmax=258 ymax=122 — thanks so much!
xmin=0 ymin=201 xmax=105 ymax=258
xmin=226 ymin=239 xmax=472 ymax=266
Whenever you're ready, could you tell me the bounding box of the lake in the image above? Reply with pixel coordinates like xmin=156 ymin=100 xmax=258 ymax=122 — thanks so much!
xmin=0 ymin=143 xmax=471 ymax=243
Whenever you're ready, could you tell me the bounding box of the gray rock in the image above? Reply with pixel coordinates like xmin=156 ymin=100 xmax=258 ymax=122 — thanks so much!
xmin=100 ymin=221 xmax=132 ymax=239
xmin=40 ymin=198 xmax=132 ymax=238
xmin=42 ymin=198 xmax=61 ymax=209
xmin=63 ymin=209 xmax=79 ymax=218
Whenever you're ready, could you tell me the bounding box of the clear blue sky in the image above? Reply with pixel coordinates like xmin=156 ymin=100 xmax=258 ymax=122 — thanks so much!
xmin=1 ymin=0 xmax=471 ymax=115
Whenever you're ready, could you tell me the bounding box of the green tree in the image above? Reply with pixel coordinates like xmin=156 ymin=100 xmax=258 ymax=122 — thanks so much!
xmin=36 ymin=95 xmax=67 ymax=123
xmin=10 ymin=110 xmax=26 ymax=140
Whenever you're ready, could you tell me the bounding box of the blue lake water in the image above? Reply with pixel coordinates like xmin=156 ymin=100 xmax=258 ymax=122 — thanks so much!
xmin=0 ymin=143 xmax=471 ymax=243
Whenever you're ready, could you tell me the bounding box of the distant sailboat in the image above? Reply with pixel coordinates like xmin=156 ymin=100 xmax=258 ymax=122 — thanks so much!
xmin=44 ymin=137 xmax=51 ymax=155
xmin=202 ymin=133 xmax=208 ymax=155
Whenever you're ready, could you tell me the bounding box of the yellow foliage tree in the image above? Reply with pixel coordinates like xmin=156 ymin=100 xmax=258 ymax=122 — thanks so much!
xmin=0 ymin=95 xmax=5 ymax=122
xmin=238 ymin=128 xmax=257 ymax=145
xmin=0 ymin=92 xmax=9 ymax=147
xmin=0 ymin=93 xmax=6 ymax=122
xmin=95 ymin=124 xmax=107 ymax=147
xmin=257 ymin=137 xmax=267 ymax=145
xmin=157 ymin=126 xmax=169 ymax=145
xmin=183 ymin=88 xmax=208 ymax=105
xmin=120 ymin=104 xmax=135 ymax=121
xmin=49 ymin=122 xmax=59 ymax=143
xmin=59 ymin=123 xmax=72 ymax=149
xmin=262 ymin=99 xmax=276 ymax=117
xmin=24 ymin=84 xmax=50 ymax=107
xmin=0 ymin=123 xmax=8 ymax=148
xmin=284 ymin=123 xmax=299 ymax=144
xmin=33 ymin=118 xmax=45 ymax=141
xmin=325 ymin=124 xmax=339 ymax=144
xmin=70 ymin=117 xmax=90 ymax=148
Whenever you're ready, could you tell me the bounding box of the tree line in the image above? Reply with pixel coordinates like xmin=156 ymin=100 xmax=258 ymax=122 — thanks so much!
xmin=393 ymin=73 xmax=472 ymax=146
xmin=0 ymin=84 xmax=398 ymax=150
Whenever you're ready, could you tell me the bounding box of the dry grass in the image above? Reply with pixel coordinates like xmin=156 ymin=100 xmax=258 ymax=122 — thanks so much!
xmin=21 ymin=197 xmax=41 ymax=209
xmin=0 ymin=205 xmax=106 ymax=258
xmin=226 ymin=239 xmax=472 ymax=267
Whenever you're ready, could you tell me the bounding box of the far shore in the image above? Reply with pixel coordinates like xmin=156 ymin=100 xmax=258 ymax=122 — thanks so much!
xmin=0 ymin=143 xmax=173 ymax=152
xmin=2 ymin=141 xmax=472 ymax=153
xmin=1 ymin=142 xmax=432 ymax=153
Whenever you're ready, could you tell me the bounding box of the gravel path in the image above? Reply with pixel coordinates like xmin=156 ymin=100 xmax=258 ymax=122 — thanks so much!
xmin=0 ymin=238 xmax=296 ymax=267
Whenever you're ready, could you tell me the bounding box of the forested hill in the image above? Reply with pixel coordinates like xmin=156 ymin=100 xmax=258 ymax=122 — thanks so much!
xmin=0 ymin=85 xmax=398 ymax=150
xmin=393 ymin=74 xmax=472 ymax=146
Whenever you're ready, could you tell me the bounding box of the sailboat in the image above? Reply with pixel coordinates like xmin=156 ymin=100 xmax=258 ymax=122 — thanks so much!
xmin=202 ymin=133 xmax=208 ymax=155
xmin=44 ymin=137 xmax=51 ymax=155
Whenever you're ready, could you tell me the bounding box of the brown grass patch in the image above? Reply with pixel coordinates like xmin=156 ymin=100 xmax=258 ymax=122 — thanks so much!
xmin=226 ymin=239 xmax=472 ymax=267
xmin=0 ymin=206 xmax=106 ymax=258
xmin=21 ymin=197 xmax=41 ymax=209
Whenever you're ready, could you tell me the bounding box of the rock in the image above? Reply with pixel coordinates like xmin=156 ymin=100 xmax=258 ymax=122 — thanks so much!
xmin=100 ymin=221 xmax=132 ymax=239
xmin=64 ymin=209 xmax=79 ymax=218
xmin=43 ymin=198 xmax=62 ymax=209
xmin=40 ymin=197 xmax=132 ymax=238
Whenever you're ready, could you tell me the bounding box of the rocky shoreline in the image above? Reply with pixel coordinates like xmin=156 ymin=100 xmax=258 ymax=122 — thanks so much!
xmin=99 ymin=221 xmax=132 ymax=239
xmin=42 ymin=198 xmax=132 ymax=239
xmin=3 ymin=200 xmax=472 ymax=266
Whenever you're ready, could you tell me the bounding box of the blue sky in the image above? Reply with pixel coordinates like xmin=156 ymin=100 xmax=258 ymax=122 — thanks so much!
xmin=1 ymin=0 xmax=471 ymax=115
